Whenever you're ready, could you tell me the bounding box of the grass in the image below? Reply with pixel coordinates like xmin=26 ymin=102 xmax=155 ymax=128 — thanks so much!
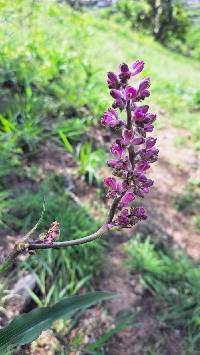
xmin=125 ymin=236 xmax=200 ymax=352
xmin=174 ymin=178 xmax=200 ymax=234
xmin=0 ymin=0 xmax=200 ymax=152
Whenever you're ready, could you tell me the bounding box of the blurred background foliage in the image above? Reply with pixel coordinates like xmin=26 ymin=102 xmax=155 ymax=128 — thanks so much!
xmin=0 ymin=0 xmax=200 ymax=352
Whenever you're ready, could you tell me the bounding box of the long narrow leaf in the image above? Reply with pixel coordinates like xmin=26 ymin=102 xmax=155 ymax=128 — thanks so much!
xmin=0 ymin=292 xmax=115 ymax=354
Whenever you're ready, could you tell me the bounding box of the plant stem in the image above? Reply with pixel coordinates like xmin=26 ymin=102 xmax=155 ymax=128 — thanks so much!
xmin=126 ymin=100 xmax=135 ymax=169
xmin=126 ymin=100 xmax=132 ymax=130
xmin=29 ymin=224 xmax=110 ymax=250
xmin=0 ymin=224 xmax=112 ymax=272
xmin=107 ymin=192 xmax=125 ymax=224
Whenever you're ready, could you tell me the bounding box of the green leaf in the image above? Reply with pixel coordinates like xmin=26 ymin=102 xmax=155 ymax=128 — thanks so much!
xmin=0 ymin=292 xmax=115 ymax=354
xmin=58 ymin=130 xmax=74 ymax=154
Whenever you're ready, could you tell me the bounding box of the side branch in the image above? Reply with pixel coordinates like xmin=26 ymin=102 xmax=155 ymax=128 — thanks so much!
xmin=0 ymin=224 xmax=111 ymax=272
xmin=29 ymin=224 xmax=110 ymax=250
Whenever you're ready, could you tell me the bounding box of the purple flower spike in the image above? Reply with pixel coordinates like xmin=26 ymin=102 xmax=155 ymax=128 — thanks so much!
xmin=101 ymin=60 xmax=158 ymax=229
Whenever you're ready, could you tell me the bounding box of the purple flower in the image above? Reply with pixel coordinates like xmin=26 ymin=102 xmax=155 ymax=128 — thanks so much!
xmin=110 ymin=90 xmax=126 ymax=110
xmin=104 ymin=177 xmax=123 ymax=198
xmin=119 ymin=63 xmax=131 ymax=81
xmin=136 ymin=160 xmax=150 ymax=173
xmin=107 ymin=72 xmax=119 ymax=89
xmin=134 ymin=105 xmax=149 ymax=122
xmin=144 ymin=113 xmax=156 ymax=124
xmin=122 ymin=129 xmax=134 ymax=144
xmin=111 ymin=141 xmax=124 ymax=158
xmin=110 ymin=89 xmax=123 ymax=100
xmin=101 ymin=108 xmax=121 ymax=128
xmin=104 ymin=177 xmax=118 ymax=190
xmin=131 ymin=207 xmax=147 ymax=220
xmin=132 ymin=137 xmax=145 ymax=145
xmin=137 ymin=78 xmax=151 ymax=99
xmin=146 ymin=137 xmax=157 ymax=149
xmin=132 ymin=60 xmax=144 ymax=76
xmin=117 ymin=209 xmax=129 ymax=225
xmin=107 ymin=159 xmax=120 ymax=169
xmin=145 ymin=147 xmax=159 ymax=162
xmin=125 ymin=86 xmax=137 ymax=100
xmin=119 ymin=191 xmax=135 ymax=208
xmin=144 ymin=124 xmax=154 ymax=132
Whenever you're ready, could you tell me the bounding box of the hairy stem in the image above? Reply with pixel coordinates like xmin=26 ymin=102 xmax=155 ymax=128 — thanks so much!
xmin=107 ymin=192 xmax=125 ymax=224
xmin=126 ymin=100 xmax=132 ymax=130
xmin=126 ymin=100 xmax=135 ymax=169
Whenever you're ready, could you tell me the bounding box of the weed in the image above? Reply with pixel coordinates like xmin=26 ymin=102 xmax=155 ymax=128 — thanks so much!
xmin=76 ymin=142 xmax=106 ymax=185
xmin=125 ymin=236 xmax=200 ymax=351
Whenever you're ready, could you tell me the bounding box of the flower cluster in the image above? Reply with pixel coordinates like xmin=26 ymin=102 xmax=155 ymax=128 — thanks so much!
xmin=102 ymin=60 xmax=158 ymax=228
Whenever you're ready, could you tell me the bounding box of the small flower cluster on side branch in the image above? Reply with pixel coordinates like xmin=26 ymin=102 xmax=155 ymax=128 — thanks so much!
xmin=102 ymin=60 xmax=159 ymax=228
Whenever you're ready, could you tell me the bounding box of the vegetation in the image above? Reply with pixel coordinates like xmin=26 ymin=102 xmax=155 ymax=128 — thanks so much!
xmin=0 ymin=0 xmax=200 ymax=352
xmin=125 ymin=236 xmax=200 ymax=351
xmin=115 ymin=0 xmax=190 ymax=44
xmin=174 ymin=178 xmax=200 ymax=234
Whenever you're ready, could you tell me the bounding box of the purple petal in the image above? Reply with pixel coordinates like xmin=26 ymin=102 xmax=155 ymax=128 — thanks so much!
xmin=125 ymin=86 xmax=137 ymax=100
xmin=132 ymin=207 xmax=147 ymax=219
xmin=110 ymin=89 xmax=123 ymax=100
xmin=117 ymin=208 xmax=129 ymax=225
xmin=107 ymin=72 xmax=119 ymax=89
xmin=146 ymin=137 xmax=157 ymax=149
xmin=144 ymin=113 xmax=156 ymax=124
xmin=143 ymin=178 xmax=154 ymax=188
xmin=136 ymin=160 xmax=150 ymax=173
xmin=119 ymin=192 xmax=135 ymax=207
xmin=107 ymin=159 xmax=121 ymax=169
xmin=119 ymin=63 xmax=129 ymax=73
xmin=101 ymin=108 xmax=121 ymax=127
xmin=144 ymin=124 xmax=154 ymax=132
xmin=122 ymin=129 xmax=134 ymax=144
xmin=132 ymin=137 xmax=145 ymax=145
xmin=132 ymin=60 xmax=144 ymax=76
xmin=104 ymin=177 xmax=117 ymax=190
xmin=111 ymin=142 xmax=124 ymax=158
xmin=134 ymin=105 xmax=149 ymax=122
xmin=138 ymin=77 xmax=151 ymax=91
